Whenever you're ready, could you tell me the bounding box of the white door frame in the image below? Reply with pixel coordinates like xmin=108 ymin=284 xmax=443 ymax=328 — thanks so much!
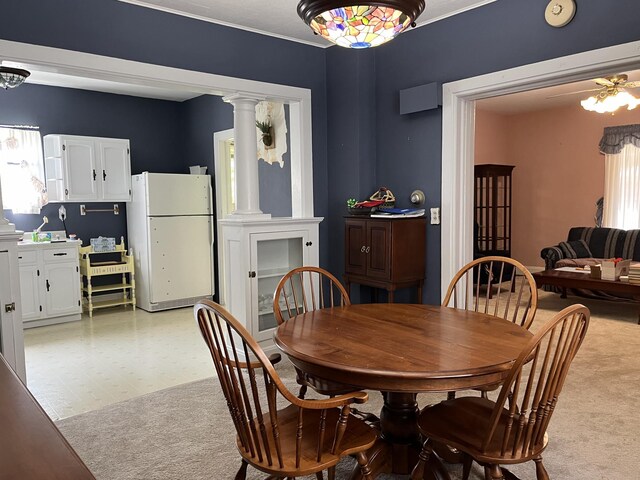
xmin=441 ymin=40 xmax=640 ymax=298
xmin=214 ymin=128 xmax=234 ymax=306
xmin=0 ymin=39 xmax=315 ymax=218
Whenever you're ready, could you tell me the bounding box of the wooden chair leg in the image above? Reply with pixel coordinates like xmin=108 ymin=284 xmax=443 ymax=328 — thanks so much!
xmin=488 ymin=464 xmax=505 ymax=480
xmin=235 ymin=459 xmax=248 ymax=480
xmin=480 ymin=390 xmax=489 ymax=399
xmin=356 ymin=452 xmax=373 ymax=480
xmin=447 ymin=391 xmax=456 ymax=401
xmin=315 ymin=472 xmax=324 ymax=480
xmin=298 ymin=383 xmax=307 ymax=399
xmin=483 ymin=466 xmax=490 ymax=480
xmin=410 ymin=439 xmax=432 ymax=480
xmin=462 ymin=454 xmax=473 ymax=480
xmin=534 ymin=456 xmax=550 ymax=480
xmin=327 ymin=466 xmax=336 ymax=480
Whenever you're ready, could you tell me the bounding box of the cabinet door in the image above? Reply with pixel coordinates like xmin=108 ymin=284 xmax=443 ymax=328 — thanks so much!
xmin=345 ymin=219 xmax=367 ymax=276
xmin=249 ymin=230 xmax=309 ymax=342
xmin=98 ymin=139 xmax=131 ymax=201
xmin=63 ymin=137 xmax=99 ymax=201
xmin=19 ymin=264 xmax=42 ymax=322
xmin=366 ymin=220 xmax=391 ymax=280
xmin=44 ymin=263 xmax=81 ymax=317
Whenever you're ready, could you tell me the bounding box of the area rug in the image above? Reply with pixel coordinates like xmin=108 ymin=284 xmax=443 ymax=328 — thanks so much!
xmin=57 ymin=292 xmax=640 ymax=479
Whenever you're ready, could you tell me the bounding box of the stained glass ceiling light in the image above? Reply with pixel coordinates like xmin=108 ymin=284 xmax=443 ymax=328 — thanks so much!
xmin=297 ymin=1 xmax=425 ymax=49
xmin=0 ymin=66 xmax=30 ymax=89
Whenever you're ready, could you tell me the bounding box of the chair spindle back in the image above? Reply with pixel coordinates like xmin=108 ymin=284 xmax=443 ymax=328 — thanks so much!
xmin=483 ymin=304 xmax=590 ymax=458
xmin=443 ymin=256 xmax=538 ymax=329
xmin=274 ymin=266 xmax=350 ymax=325
xmin=195 ymin=299 xmax=353 ymax=470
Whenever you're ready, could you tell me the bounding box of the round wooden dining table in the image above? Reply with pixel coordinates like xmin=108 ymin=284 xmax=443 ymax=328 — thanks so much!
xmin=274 ymin=303 xmax=533 ymax=480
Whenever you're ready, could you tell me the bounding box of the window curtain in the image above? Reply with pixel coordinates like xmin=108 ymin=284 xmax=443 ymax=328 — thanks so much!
xmin=0 ymin=127 xmax=47 ymax=214
xmin=600 ymin=124 xmax=640 ymax=230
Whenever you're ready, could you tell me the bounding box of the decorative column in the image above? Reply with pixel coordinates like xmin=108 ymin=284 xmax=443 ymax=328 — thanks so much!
xmin=223 ymin=93 xmax=270 ymax=219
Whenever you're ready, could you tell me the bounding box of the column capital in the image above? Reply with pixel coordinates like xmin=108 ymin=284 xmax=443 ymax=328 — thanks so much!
xmin=222 ymin=92 xmax=266 ymax=105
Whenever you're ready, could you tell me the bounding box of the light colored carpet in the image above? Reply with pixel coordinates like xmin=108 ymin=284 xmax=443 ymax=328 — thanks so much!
xmin=56 ymin=291 xmax=640 ymax=479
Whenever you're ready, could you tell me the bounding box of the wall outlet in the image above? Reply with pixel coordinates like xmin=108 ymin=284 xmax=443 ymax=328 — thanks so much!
xmin=430 ymin=207 xmax=440 ymax=225
xmin=58 ymin=205 xmax=66 ymax=221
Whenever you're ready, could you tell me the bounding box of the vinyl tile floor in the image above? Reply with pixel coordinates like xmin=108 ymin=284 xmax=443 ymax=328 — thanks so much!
xmin=23 ymin=306 xmax=214 ymax=421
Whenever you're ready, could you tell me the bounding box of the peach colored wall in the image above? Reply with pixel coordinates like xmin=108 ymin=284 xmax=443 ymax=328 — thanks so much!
xmin=475 ymin=105 xmax=640 ymax=267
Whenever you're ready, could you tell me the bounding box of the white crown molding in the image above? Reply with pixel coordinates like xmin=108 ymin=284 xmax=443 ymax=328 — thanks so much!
xmin=415 ymin=0 xmax=497 ymax=28
xmin=119 ymin=0 xmax=329 ymax=49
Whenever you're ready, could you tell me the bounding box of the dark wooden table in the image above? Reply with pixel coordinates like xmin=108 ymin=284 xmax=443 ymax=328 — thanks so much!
xmin=274 ymin=304 xmax=532 ymax=479
xmin=533 ymin=269 xmax=640 ymax=323
xmin=0 ymin=354 xmax=95 ymax=479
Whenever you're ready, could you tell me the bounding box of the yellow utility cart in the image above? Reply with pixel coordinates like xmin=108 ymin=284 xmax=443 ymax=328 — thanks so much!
xmin=79 ymin=239 xmax=135 ymax=317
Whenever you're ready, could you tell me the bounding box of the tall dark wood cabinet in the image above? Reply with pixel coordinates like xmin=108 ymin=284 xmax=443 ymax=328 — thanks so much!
xmin=344 ymin=216 xmax=426 ymax=302
xmin=474 ymin=164 xmax=514 ymax=258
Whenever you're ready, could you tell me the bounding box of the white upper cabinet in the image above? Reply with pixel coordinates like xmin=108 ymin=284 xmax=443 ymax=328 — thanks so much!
xmin=44 ymin=135 xmax=131 ymax=202
xmin=98 ymin=138 xmax=132 ymax=201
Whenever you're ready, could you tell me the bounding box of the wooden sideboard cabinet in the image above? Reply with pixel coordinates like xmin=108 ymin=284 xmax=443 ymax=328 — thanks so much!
xmin=344 ymin=216 xmax=426 ymax=302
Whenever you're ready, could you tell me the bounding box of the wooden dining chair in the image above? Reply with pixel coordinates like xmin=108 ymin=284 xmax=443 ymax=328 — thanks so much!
xmin=273 ymin=266 xmax=351 ymax=325
xmin=410 ymin=304 xmax=590 ymax=480
xmin=195 ymin=299 xmax=376 ymax=480
xmin=443 ymin=256 xmax=539 ymax=400
xmin=273 ymin=266 xmax=353 ymax=399
xmin=443 ymin=256 xmax=539 ymax=330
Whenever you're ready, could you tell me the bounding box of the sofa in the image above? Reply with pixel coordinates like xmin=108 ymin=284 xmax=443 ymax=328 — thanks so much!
xmin=541 ymin=227 xmax=640 ymax=270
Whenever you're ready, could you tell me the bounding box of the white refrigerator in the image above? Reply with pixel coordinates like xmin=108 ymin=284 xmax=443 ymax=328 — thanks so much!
xmin=127 ymin=172 xmax=215 ymax=311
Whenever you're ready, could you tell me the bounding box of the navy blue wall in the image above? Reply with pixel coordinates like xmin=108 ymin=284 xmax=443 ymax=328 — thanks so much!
xmin=4 ymin=0 xmax=640 ymax=304
xmin=0 ymin=0 xmax=330 ymax=272
xmin=327 ymin=0 xmax=640 ymax=304
xmin=325 ymin=47 xmax=377 ymax=302
xmin=0 ymin=83 xmax=184 ymax=243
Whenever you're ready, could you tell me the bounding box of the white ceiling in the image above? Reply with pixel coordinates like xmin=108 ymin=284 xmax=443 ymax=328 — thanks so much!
xmin=119 ymin=0 xmax=497 ymax=48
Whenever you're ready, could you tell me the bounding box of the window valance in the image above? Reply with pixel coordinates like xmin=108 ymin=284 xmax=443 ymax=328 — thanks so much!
xmin=599 ymin=124 xmax=640 ymax=154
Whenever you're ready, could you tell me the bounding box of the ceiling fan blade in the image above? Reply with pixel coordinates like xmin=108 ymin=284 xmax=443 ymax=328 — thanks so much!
xmin=594 ymin=77 xmax=615 ymax=87
xmin=623 ymin=81 xmax=640 ymax=88
xmin=546 ymin=88 xmax=601 ymax=99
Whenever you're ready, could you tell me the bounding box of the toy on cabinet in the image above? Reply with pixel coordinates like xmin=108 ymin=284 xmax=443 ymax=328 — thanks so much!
xmin=79 ymin=239 xmax=135 ymax=317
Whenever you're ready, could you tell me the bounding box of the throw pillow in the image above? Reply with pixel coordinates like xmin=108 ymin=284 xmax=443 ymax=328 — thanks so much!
xmin=558 ymin=239 xmax=593 ymax=259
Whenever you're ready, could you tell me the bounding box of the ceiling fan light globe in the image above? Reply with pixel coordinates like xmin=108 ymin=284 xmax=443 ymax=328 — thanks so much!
xmin=581 ymin=89 xmax=640 ymax=113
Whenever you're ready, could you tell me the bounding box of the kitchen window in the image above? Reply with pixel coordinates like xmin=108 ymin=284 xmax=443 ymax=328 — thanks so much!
xmin=0 ymin=126 xmax=47 ymax=214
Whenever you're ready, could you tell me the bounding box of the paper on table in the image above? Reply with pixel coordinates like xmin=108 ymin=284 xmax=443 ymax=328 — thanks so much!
xmin=555 ymin=266 xmax=590 ymax=273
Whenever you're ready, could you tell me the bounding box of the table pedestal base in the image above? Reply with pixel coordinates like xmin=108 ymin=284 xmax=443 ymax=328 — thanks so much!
xmin=348 ymin=392 xmax=450 ymax=480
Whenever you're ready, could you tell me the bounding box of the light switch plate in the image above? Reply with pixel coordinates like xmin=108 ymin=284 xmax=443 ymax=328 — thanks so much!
xmin=430 ymin=207 xmax=440 ymax=225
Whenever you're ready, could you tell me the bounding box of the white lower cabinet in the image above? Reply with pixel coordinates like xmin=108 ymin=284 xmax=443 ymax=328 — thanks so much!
xmin=219 ymin=218 xmax=322 ymax=354
xmin=18 ymin=242 xmax=82 ymax=328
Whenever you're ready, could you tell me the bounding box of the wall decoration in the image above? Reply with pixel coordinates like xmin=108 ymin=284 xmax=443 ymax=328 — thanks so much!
xmin=256 ymin=101 xmax=287 ymax=167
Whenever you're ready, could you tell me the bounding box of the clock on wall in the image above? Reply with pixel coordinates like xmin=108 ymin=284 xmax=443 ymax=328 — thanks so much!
xmin=545 ymin=0 xmax=577 ymax=28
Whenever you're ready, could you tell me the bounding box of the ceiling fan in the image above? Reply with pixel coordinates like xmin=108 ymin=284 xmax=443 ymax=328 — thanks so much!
xmin=548 ymin=75 xmax=640 ymax=98
xmin=548 ymin=74 xmax=640 ymax=113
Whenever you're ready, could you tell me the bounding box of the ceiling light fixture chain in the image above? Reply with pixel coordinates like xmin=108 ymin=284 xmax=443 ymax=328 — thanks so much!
xmin=297 ymin=0 xmax=425 ymax=49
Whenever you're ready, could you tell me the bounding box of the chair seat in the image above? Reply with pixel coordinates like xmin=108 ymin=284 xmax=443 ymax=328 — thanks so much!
xmin=294 ymin=367 xmax=356 ymax=397
xmin=418 ymin=397 xmax=548 ymax=464
xmin=237 ymin=405 xmax=377 ymax=477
